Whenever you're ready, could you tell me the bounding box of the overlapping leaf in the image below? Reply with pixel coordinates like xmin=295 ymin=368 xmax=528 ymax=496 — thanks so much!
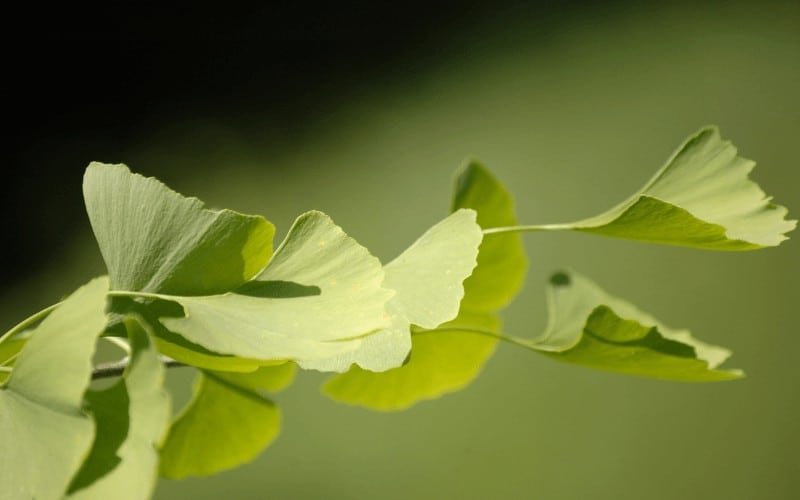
xmin=159 ymin=363 xmax=296 ymax=479
xmin=126 ymin=299 xmax=269 ymax=373
xmin=86 ymin=164 xmax=393 ymax=364
xmin=325 ymin=161 xmax=528 ymax=409
xmin=84 ymin=163 xmax=275 ymax=296
xmin=324 ymin=312 xmax=500 ymax=410
xmin=151 ymin=211 xmax=393 ymax=362
xmin=0 ymin=277 xmax=108 ymax=500
xmin=69 ymin=317 xmax=171 ymax=499
xmin=300 ymin=208 xmax=482 ymax=373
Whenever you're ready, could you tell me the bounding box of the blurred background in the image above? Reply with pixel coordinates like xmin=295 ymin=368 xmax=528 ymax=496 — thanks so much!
xmin=2 ymin=1 xmax=798 ymax=498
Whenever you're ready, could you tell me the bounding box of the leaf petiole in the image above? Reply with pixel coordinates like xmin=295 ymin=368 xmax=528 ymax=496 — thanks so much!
xmin=0 ymin=301 xmax=63 ymax=347
xmin=107 ymin=290 xmax=172 ymax=301
xmin=415 ymin=326 xmax=554 ymax=352
xmin=482 ymin=224 xmax=572 ymax=235
xmin=0 ymin=352 xmax=20 ymax=368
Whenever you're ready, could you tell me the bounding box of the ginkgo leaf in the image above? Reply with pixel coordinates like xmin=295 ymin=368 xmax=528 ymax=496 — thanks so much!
xmin=522 ymin=270 xmax=742 ymax=381
xmin=382 ymin=208 xmax=482 ymax=329
xmin=84 ymin=162 xmax=275 ymax=296
xmin=159 ymin=363 xmax=296 ymax=479
xmin=0 ymin=277 xmax=108 ymax=500
xmin=324 ymin=161 xmax=527 ymax=408
xmin=300 ymin=209 xmax=482 ymax=373
xmin=455 ymin=161 xmax=528 ymax=312
xmin=68 ymin=317 xmax=171 ymax=499
xmin=299 ymin=303 xmax=411 ymax=373
xmin=126 ymin=211 xmax=393 ymax=362
xmin=486 ymin=127 xmax=796 ymax=249
xmin=120 ymin=299 xmax=271 ymax=373
xmin=324 ymin=312 xmax=500 ymax=410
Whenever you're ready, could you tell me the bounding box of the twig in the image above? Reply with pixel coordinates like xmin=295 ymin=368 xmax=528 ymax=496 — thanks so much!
xmin=92 ymin=356 xmax=186 ymax=380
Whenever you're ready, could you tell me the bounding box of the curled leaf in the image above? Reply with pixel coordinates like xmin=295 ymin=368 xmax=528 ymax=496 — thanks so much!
xmin=526 ymin=270 xmax=742 ymax=381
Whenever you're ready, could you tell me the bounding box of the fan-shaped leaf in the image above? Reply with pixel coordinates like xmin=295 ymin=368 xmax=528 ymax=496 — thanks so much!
xmin=488 ymin=127 xmax=796 ymax=249
xmin=454 ymin=162 xmax=527 ymax=311
xmin=324 ymin=161 xmax=527 ymax=408
xmin=159 ymin=363 xmax=295 ymax=479
xmin=300 ymin=209 xmax=482 ymax=373
xmin=84 ymin=163 xmax=275 ymax=295
xmin=145 ymin=211 xmax=392 ymax=362
xmin=0 ymin=277 xmax=108 ymax=500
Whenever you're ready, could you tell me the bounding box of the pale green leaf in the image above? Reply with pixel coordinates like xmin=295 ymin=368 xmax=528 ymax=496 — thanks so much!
xmin=69 ymin=317 xmax=171 ymax=499
xmin=84 ymin=162 xmax=275 ymax=295
xmin=300 ymin=209 xmax=482 ymax=373
xmin=383 ymin=208 xmax=482 ymax=329
xmin=126 ymin=299 xmax=271 ymax=373
xmin=0 ymin=277 xmax=108 ymax=500
xmin=324 ymin=312 xmax=500 ymax=410
xmin=152 ymin=211 xmax=393 ymax=362
xmin=526 ymin=270 xmax=742 ymax=381
xmin=454 ymin=161 xmax=528 ymax=312
xmin=299 ymin=304 xmax=412 ymax=373
xmin=324 ymin=162 xmax=527 ymax=408
xmin=159 ymin=363 xmax=295 ymax=479
xmin=526 ymin=127 xmax=796 ymax=249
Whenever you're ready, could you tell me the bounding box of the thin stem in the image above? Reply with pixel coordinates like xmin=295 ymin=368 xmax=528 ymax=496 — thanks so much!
xmin=0 ymin=302 xmax=62 ymax=347
xmin=415 ymin=326 xmax=554 ymax=352
xmin=482 ymin=223 xmax=573 ymax=235
xmin=107 ymin=290 xmax=170 ymax=301
xmin=0 ymin=352 xmax=20 ymax=368
xmin=0 ymin=366 xmax=12 ymax=373
xmin=92 ymin=356 xmax=186 ymax=380
xmin=103 ymin=336 xmax=131 ymax=354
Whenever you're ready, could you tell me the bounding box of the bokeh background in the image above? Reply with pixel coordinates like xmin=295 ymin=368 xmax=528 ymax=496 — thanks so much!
xmin=2 ymin=1 xmax=798 ymax=498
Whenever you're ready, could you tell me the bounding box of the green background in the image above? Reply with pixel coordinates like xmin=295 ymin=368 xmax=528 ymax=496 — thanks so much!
xmin=2 ymin=2 xmax=798 ymax=498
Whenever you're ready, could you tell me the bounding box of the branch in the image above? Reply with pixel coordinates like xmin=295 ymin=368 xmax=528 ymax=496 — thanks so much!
xmin=92 ymin=356 xmax=186 ymax=380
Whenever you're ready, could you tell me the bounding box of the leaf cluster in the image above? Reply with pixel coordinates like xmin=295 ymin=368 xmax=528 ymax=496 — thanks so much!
xmin=0 ymin=126 xmax=794 ymax=499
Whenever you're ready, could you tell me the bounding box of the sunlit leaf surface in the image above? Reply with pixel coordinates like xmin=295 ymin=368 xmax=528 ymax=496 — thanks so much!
xmin=324 ymin=312 xmax=500 ymax=410
xmin=155 ymin=211 xmax=393 ymax=362
xmin=514 ymin=127 xmax=796 ymax=249
xmin=325 ymin=162 xmax=527 ymax=408
xmin=301 ymin=209 xmax=482 ymax=372
xmin=84 ymin=163 xmax=274 ymax=295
